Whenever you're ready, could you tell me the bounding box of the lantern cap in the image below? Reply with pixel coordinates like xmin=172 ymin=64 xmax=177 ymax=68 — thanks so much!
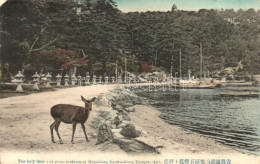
xmin=15 ymin=71 xmax=24 ymax=78
xmin=32 ymin=72 xmax=40 ymax=78
xmin=46 ymin=72 xmax=52 ymax=78
xmin=56 ymin=73 xmax=62 ymax=78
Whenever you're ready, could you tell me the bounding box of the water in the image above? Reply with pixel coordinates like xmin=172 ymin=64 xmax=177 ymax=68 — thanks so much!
xmin=135 ymin=88 xmax=260 ymax=155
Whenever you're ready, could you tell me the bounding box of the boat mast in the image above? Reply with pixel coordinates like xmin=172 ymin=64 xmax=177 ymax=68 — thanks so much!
xmin=171 ymin=39 xmax=174 ymax=77
xmin=180 ymin=49 xmax=182 ymax=79
xmin=155 ymin=50 xmax=158 ymax=67
xmin=125 ymin=57 xmax=127 ymax=83
xmin=200 ymin=42 xmax=203 ymax=80
xmin=115 ymin=60 xmax=118 ymax=82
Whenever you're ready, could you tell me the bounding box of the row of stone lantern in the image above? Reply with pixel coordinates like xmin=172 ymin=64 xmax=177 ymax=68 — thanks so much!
xmin=31 ymin=72 xmax=52 ymax=91
xmin=11 ymin=71 xmax=140 ymax=92
xmin=12 ymin=71 xmax=53 ymax=92
xmin=56 ymin=73 xmax=73 ymax=87
xmin=55 ymin=74 xmax=135 ymax=86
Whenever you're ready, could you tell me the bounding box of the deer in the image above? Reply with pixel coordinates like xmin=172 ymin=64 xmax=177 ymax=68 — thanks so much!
xmin=50 ymin=96 xmax=96 ymax=144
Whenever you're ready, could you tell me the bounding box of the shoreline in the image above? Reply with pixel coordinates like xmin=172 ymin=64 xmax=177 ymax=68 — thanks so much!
xmin=129 ymin=104 xmax=240 ymax=155
xmin=102 ymin=86 xmax=250 ymax=155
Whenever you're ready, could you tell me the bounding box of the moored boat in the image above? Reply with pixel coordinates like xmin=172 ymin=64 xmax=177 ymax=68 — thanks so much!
xmin=172 ymin=82 xmax=220 ymax=89
xmin=220 ymin=92 xmax=259 ymax=97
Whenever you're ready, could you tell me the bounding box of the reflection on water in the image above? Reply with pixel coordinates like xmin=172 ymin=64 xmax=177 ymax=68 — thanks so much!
xmin=135 ymin=89 xmax=260 ymax=155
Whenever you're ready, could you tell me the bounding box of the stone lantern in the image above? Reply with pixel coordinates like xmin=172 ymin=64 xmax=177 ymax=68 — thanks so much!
xmin=92 ymin=75 xmax=96 ymax=84
xmin=126 ymin=76 xmax=130 ymax=84
xmin=56 ymin=73 xmax=62 ymax=87
xmin=154 ymin=77 xmax=158 ymax=83
xmin=162 ymin=78 xmax=166 ymax=91
xmin=144 ymin=77 xmax=148 ymax=83
xmin=86 ymin=74 xmax=90 ymax=85
xmin=77 ymin=75 xmax=82 ymax=86
xmin=45 ymin=72 xmax=52 ymax=88
xmin=105 ymin=76 xmax=108 ymax=84
xmin=132 ymin=78 xmax=137 ymax=88
xmin=64 ymin=74 xmax=69 ymax=86
xmin=98 ymin=76 xmax=102 ymax=84
xmin=133 ymin=78 xmax=137 ymax=83
xmin=71 ymin=74 xmax=76 ymax=86
xmin=188 ymin=69 xmax=191 ymax=80
xmin=170 ymin=76 xmax=174 ymax=85
xmin=32 ymin=72 xmax=40 ymax=90
xmin=13 ymin=71 xmax=24 ymax=92
xmin=111 ymin=76 xmax=115 ymax=83
xmin=118 ymin=76 xmax=122 ymax=84
xmin=82 ymin=77 xmax=86 ymax=86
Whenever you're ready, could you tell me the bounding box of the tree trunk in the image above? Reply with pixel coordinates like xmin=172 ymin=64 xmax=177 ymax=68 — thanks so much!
xmin=71 ymin=66 xmax=77 ymax=76
xmin=21 ymin=62 xmax=26 ymax=74
xmin=39 ymin=67 xmax=44 ymax=75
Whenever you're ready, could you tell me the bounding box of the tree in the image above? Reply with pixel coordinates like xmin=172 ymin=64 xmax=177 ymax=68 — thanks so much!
xmin=40 ymin=49 xmax=88 ymax=75
xmin=171 ymin=4 xmax=177 ymax=13
xmin=0 ymin=0 xmax=62 ymax=74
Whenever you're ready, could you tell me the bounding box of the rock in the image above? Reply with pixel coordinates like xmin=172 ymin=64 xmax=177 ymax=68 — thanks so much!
xmin=118 ymin=109 xmax=129 ymax=116
xmin=141 ymin=130 xmax=148 ymax=135
xmin=110 ymin=123 xmax=117 ymax=129
xmin=129 ymin=107 xmax=135 ymax=112
xmin=121 ymin=102 xmax=134 ymax=107
xmin=114 ymin=104 xmax=123 ymax=111
xmin=111 ymin=129 xmax=124 ymax=139
xmin=117 ymin=121 xmax=131 ymax=129
xmin=140 ymin=100 xmax=147 ymax=105
xmin=106 ymin=95 xmax=115 ymax=104
xmin=107 ymin=110 xmax=118 ymax=119
xmin=123 ymin=107 xmax=130 ymax=112
xmin=111 ymin=115 xmax=123 ymax=126
xmin=115 ymin=95 xmax=126 ymax=102
xmin=96 ymin=122 xmax=114 ymax=144
xmin=123 ymin=110 xmax=129 ymax=115
xmin=93 ymin=95 xmax=109 ymax=107
xmin=111 ymin=129 xmax=121 ymax=133
xmin=111 ymin=110 xmax=118 ymax=114
xmin=122 ymin=115 xmax=131 ymax=121
xmin=120 ymin=123 xmax=141 ymax=138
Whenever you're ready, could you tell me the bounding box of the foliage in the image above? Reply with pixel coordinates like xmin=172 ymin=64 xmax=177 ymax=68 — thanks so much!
xmin=1 ymin=0 xmax=260 ymax=80
xmin=139 ymin=63 xmax=153 ymax=73
xmin=40 ymin=49 xmax=88 ymax=70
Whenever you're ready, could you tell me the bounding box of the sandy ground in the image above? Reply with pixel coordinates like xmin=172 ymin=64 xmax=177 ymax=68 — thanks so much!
xmin=0 ymin=85 xmax=125 ymax=154
xmin=0 ymin=84 xmax=259 ymax=164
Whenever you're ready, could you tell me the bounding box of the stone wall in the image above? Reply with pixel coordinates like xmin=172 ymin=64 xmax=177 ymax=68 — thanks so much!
xmin=96 ymin=88 xmax=147 ymax=144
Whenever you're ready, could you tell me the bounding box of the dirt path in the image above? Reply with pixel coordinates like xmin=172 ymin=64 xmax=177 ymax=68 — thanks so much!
xmin=0 ymin=85 xmax=125 ymax=154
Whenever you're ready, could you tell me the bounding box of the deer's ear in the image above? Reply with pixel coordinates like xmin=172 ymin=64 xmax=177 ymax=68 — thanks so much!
xmin=81 ymin=96 xmax=87 ymax=102
xmin=90 ymin=97 xmax=97 ymax=102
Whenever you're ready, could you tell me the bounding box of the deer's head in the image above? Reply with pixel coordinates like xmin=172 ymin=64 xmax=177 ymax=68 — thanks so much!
xmin=81 ymin=96 xmax=96 ymax=111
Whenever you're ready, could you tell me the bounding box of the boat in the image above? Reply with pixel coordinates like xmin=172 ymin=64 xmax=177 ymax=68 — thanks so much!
xmin=172 ymin=82 xmax=220 ymax=89
xmin=220 ymin=92 xmax=259 ymax=97
xmin=171 ymin=42 xmax=220 ymax=89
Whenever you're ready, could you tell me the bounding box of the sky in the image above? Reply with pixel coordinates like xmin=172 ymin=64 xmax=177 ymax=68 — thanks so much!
xmin=0 ymin=0 xmax=5 ymax=6
xmin=0 ymin=0 xmax=259 ymax=11
xmin=114 ymin=0 xmax=260 ymax=12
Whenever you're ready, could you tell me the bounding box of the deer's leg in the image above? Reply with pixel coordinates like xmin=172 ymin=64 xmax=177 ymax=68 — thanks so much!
xmin=54 ymin=119 xmax=63 ymax=144
xmin=50 ymin=121 xmax=56 ymax=143
xmin=71 ymin=122 xmax=77 ymax=144
xmin=81 ymin=123 xmax=89 ymax=142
